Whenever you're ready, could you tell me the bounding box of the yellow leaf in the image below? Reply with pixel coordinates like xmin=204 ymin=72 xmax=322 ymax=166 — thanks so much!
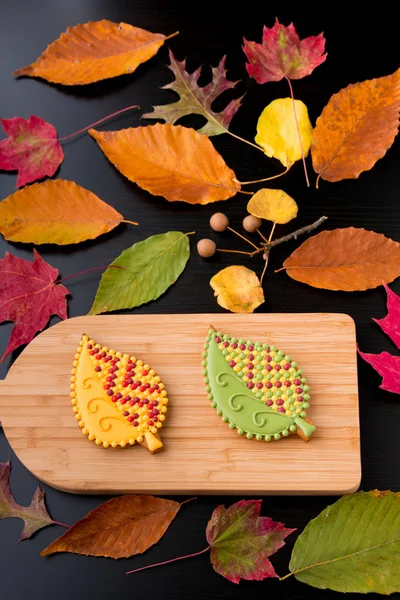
xmin=0 ymin=179 xmax=134 ymax=245
xmin=247 ymin=188 xmax=298 ymax=224
xmin=255 ymin=98 xmax=313 ymax=167
xmin=90 ymin=124 xmax=240 ymax=204
xmin=210 ymin=266 xmax=264 ymax=314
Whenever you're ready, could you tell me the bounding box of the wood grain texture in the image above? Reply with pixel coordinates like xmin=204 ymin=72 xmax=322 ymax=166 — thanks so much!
xmin=0 ymin=313 xmax=360 ymax=495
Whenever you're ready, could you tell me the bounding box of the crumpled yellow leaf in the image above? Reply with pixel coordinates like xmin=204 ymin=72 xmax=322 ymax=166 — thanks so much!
xmin=210 ymin=266 xmax=264 ymax=313
xmin=255 ymin=98 xmax=313 ymax=167
xmin=247 ymin=188 xmax=298 ymax=224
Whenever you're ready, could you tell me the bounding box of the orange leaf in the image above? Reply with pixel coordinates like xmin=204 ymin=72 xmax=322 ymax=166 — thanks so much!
xmin=312 ymin=68 xmax=400 ymax=185
xmin=0 ymin=179 xmax=135 ymax=245
xmin=90 ymin=124 xmax=240 ymax=204
xmin=40 ymin=495 xmax=184 ymax=559
xmin=282 ymin=227 xmax=400 ymax=291
xmin=14 ymin=20 xmax=176 ymax=85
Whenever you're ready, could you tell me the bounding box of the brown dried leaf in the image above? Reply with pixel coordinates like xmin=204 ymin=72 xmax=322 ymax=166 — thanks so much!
xmin=283 ymin=227 xmax=400 ymax=291
xmin=312 ymin=69 xmax=400 ymax=185
xmin=40 ymin=495 xmax=182 ymax=559
xmin=90 ymin=124 xmax=240 ymax=204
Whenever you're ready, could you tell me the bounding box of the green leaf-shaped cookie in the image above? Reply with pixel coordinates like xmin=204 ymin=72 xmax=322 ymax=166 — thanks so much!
xmin=203 ymin=327 xmax=316 ymax=442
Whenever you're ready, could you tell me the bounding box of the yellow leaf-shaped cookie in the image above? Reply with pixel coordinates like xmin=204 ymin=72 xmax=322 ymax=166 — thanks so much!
xmin=255 ymin=98 xmax=313 ymax=167
xmin=247 ymin=188 xmax=298 ymax=224
xmin=210 ymin=266 xmax=264 ymax=313
xmin=71 ymin=335 xmax=168 ymax=453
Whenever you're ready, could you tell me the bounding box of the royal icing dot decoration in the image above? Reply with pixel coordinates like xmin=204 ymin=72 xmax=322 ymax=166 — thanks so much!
xmin=70 ymin=334 xmax=168 ymax=453
xmin=204 ymin=327 xmax=316 ymax=442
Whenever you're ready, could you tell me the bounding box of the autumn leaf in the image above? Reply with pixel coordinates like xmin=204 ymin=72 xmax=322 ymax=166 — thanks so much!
xmin=282 ymin=228 xmax=400 ymax=291
xmin=247 ymin=188 xmax=298 ymax=224
xmin=255 ymin=99 xmax=313 ymax=167
xmin=243 ymin=19 xmax=326 ymax=84
xmin=210 ymin=266 xmax=264 ymax=313
xmin=312 ymin=68 xmax=400 ymax=185
xmin=0 ymin=250 xmax=69 ymax=361
xmin=41 ymin=495 xmax=184 ymax=559
xmin=206 ymin=500 xmax=295 ymax=583
xmin=358 ymin=284 xmax=400 ymax=394
xmin=15 ymin=20 xmax=177 ymax=85
xmin=0 ymin=461 xmax=56 ymax=540
xmin=0 ymin=116 xmax=63 ymax=188
xmin=0 ymin=179 xmax=137 ymax=245
xmin=143 ymin=50 xmax=243 ymax=136
xmin=90 ymin=231 xmax=190 ymax=314
xmin=287 ymin=490 xmax=400 ymax=594
xmin=90 ymin=124 xmax=240 ymax=204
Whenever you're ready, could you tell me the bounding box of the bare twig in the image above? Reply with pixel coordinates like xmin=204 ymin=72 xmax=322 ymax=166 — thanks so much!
xmin=262 ymin=216 xmax=328 ymax=253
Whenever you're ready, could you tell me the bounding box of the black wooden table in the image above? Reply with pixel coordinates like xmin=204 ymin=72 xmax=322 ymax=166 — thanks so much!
xmin=1 ymin=2 xmax=399 ymax=599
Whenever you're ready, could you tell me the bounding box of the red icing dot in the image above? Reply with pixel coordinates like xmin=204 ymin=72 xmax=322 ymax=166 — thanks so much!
xmin=100 ymin=352 xmax=106 ymax=358
xmin=266 ymin=365 xmax=272 ymax=372
xmin=247 ymin=382 xmax=254 ymax=389
xmin=266 ymin=356 xmax=272 ymax=362
xmin=94 ymin=366 xmax=101 ymax=372
xmin=247 ymin=363 xmax=254 ymax=370
xmin=107 ymin=390 xmax=114 ymax=397
xmin=87 ymin=344 xmax=93 ymax=350
xmin=285 ymin=381 xmax=291 ymax=387
xmin=284 ymin=363 xmax=291 ymax=370
xmin=127 ymin=416 xmax=134 ymax=422
xmin=132 ymin=413 xmax=139 ymax=419
xmin=296 ymin=387 xmax=303 ymax=394
xmin=240 ymin=344 xmax=246 ymax=350
xmin=152 ymin=400 xmax=159 ymax=406
xmin=275 ymin=381 xmax=282 ymax=388
xmin=133 ymin=421 xmax=139 ymax=427
xmin=275 ymin=365 xmax=281 ymax=371
xmin=256 ymin=383 xmax=263 ymax=389
xmin=153 ymin=417 xmax=158 ymax=422
xmin=278 ymin=407 xmax=285 ymax=413
xmin=121 ymin=398 xmax=127 ymax=405
xmin=125 ymin=378 xmax=133 ymax=385
xmin=143 ymin=399 xmax=149 ymax=404
xmin=152 ymin=409 xmax=159 ymax=415
xmin=148 ymin=420 xmax=154 ymax=426
xmin=277 ymin=399 xmax=284 ymax=406
xmin=248 ymin=354 xmax=254 ymax=361
xmin=232 ymin=342 xmax=238 ymax=349
xmin=145 ymin=383 xmax=151 ymax=389
xmin=247 ymin=372 xmax=254 ymax=379
xmin=142 ymin=370 xmax=149 ymax=376
xmin=215 ymin=337 xmax=221 ymax=343
xmin=104 ymin=384 xmax=110 ymax=390
xmin=267 ymin=400 xmax=273 ymax=406
xmin=89 ymin=350 xmax=96 ymax=355
xmin=223 ymin=341 xmax=229 ymax=347
xmin=248 ymin=345 xmax=254 ymax=351
xmin=123 ymin=411 xmax=129 ymax=416
xmin=266 ymin=382 xmax=272 ymax=389
xmin=154 ymin=384 xmax=160 ymax=390
xmin=229 ymin=361 xmax=236 ymax=368
xmin=140 ymin=385 xmax=146 ymax=392
xmin=95 ymin=353 xmax=102 ymax=359
xmin=126 ymin=364 xmax=133 ymax=371
xmin=297 ymin=396 xmax=303 ymax=402
xmin=112 ymin=397 xmax=118 ymax=403
xmin=294 ymin=379 xmax=301 ymax=385
xmin=114 ymin=392 xmax=121 ymax=399
xmin=138 ymin=402 xmax=144 ymax=407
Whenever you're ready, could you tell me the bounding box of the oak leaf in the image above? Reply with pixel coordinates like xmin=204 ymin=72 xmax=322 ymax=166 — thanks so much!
xmin=143 ymin=50 xmax=243 ymax=136
xmin=282 ymin=228 xmax=400 ymax=291
xmin=41 ymin=495 xmax=183 ymax=559
xmin=255 ymin=98 xmax=313 ymax=167
xmin=312 ymin=68 xmax=400 ymax=185
xmin=15 ymin=20 xmax=175 ymax=85
xmin=243 ymin=19 xmax=326 ymax=84
xmin=90 ymin=124 xmax=240 ymax=204
xmin=0 ymin=179 xmax=135 ymax=245
xmin=210 ymin=266 xmax=264 ymax=313
xmin=247 ymin=188 xmax=298 ymax=224
xmin=0 ymin=250 xmax=69 ymax=361
xmin=0 ymin=116 xmax=63 ymax=188
xmin=0 ymin=461 xmax=55 ymax=541
xmin=359 ymin=284 xmax=400 ymax=394
xmin=206 ymin=499 xmax=295 ymax=583
xmin=288 ymin=490 xmax=400 ymax=594
xmin=90 ymin=231 xmax=190 ymax=314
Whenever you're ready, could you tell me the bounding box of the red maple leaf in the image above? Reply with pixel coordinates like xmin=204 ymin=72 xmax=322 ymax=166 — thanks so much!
xmin=206 ymin=499 xmax=295 ymax=583
xmin=0 ymin=250 xmax=69 ymax=361
xmin=243 ymin=18 xmax=327 ymax=84
xmin=0 ymin=115 xmax=64 ymax=188
xmin=359 ymin=284 xmax=400 ymax=394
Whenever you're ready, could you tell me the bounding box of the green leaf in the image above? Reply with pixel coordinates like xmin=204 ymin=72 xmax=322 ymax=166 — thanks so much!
xmin=89 ymin=231 xmax=191 ymax=314
xmin=288 ymin=490 xmax=400 ymax=594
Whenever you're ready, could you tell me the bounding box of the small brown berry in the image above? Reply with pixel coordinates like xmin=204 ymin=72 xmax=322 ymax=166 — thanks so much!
xmin=243 ymin=215 xmax=262 ymax=233
xmin=210 ymin=212 xmax=229 ymax=232
xmin=197 ymin=238 xmax=216 ymax=258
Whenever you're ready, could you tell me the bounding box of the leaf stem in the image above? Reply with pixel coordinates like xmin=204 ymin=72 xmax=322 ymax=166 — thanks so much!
xmin=58 ymin=105 xmax=140 ymax=141
xmin=164 ymin=31 xmax=180 ymax=42
xmin=285 ymin=76 xmax=310 ymax=187
xmin=279 ymin=572 xmax=294 ymax=581
xmin=121 ymin=219 xmax=139 ymax=226
xmin=227 ymin=130 xmax=265 ymax=152
xmin=237 ymin=189 xmax=254 ymax=196
xmin=218 ymin=248 xmax=254 ymax=256
xmin=256 ymin=229 xmax=269 ymax=244
xmin=126 ymin=546 xmax=210 ymax=575
xmin=227 ymin=226 xmax=259 ymax=250
xmin=180 ymin=497 xmax=197 ymax=506
xmin=267 ymin=215 xmax=327 ymax=251
xmin=52 ymin=520 xmax=70 ymax=529
xmin=57 ymin=265 xmax=124 ymax=284
xmin=260 ymin=222 xmax=276 ymax=285
xmin=234 ymin=164 xmax=291 ymax=185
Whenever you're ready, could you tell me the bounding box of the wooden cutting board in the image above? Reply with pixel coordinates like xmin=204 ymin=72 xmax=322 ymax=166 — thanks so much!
xmin=0 ymin=314 xmax=360 ymax=495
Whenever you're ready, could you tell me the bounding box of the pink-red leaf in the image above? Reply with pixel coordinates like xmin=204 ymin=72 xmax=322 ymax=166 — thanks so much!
xmin=0 ymin=461 xmax=55 ymax=540
xmin=358 ymin=350 xmax=400 ymax=394
xmin=205 ymin=499 xmax=295 ymax=584
xmin=0 ymin=116 xmax=64 ymax=187
xmin=0 ymin=250 xmax=69 ymax=361
xmin=243 ymin=18 xmax=326 ymax=84
xmin=143 ymin=50 xmax=243 ymax=136
xmin=374 ymin=283 xmax=400 ymax=350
